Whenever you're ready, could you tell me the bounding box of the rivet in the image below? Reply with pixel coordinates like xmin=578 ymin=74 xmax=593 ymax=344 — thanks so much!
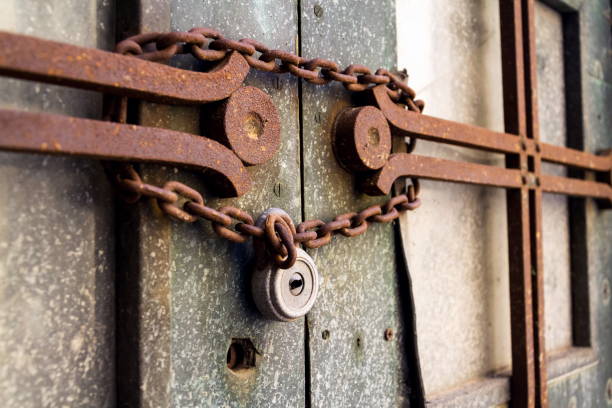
xmin=313 ymin=4 xmax=324 ymax=17
xmin=384 ymin=328 xmax=394 ymax=341
xmin=603 ymin=278 xmax=610 ymax=306
xmin=535 ymin=176 xmax=541 ymax=187
xmin=273 ymin=76 xmax=282 ymax=90
xmin=314 ymin=111 xmax=323 ymax=123
xmin=535 ymin=142 xmax=541 ymax=153
xmin=522 ymin=175 xmax=528 ymax=185
xmin=322 ymin=330 xmax=330 ymax=340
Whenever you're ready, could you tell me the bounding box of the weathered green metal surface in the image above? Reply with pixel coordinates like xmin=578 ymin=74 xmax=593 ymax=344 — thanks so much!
xmin=116 ymin=0 xmax=304 ymax=406
xmin=0 ymin=1 xmax=115 ymax=407
xmin=547 ymin=0 xmax=612 ymax=406
xmin=0 ymin=1 xmax=607 ymax=406
xmin=300 ymin=1 xmax=412 ymax=406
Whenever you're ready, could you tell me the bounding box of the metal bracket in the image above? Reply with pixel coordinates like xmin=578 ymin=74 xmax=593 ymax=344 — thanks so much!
xmin=0 ymin=31 xmax=283 ymax=197
xmin=331 ymin=84 xmax=612 ymax=207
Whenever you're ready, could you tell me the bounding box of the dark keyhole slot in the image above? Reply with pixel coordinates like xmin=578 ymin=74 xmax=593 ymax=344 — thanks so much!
xmin=289 ymin=272 xmax=304 ymax=296
xmin=226 ymin=338 xmax=258 ymax=375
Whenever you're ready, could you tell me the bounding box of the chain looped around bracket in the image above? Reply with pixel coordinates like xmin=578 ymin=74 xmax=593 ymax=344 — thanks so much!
xmin=111 ymin=28 xmax=425 ymax=269
xmin=116 ymin=28 xmax=425 ymax=113
xmin=110 ymin=164 xmax=421 ymax=269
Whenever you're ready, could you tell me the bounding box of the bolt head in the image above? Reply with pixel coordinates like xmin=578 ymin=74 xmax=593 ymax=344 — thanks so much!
xmin=384 ymin=328 xmax=394 ymax=341
xmin=603 ymin=279 xmax=611 ymax=306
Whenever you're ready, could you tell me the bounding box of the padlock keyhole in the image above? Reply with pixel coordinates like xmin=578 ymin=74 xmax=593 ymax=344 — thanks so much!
xmin=289 ymin=272 xmax=305 ymax=296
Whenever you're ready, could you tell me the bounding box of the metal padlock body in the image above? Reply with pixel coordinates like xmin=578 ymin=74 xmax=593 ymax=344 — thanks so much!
xmin=251 ymin=208 xmax=320 ymax=322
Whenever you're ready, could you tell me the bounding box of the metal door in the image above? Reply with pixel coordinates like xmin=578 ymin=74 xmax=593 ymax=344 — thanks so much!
xmin=0 ymin=1 xmax=611 ymax=407
xmin=0 ymin=0 xmax=415 ymax=406
xmin=112 ymin=1 xmax=415 ymax=406
xmin=0 ymin=1 xmax=116 ymax=406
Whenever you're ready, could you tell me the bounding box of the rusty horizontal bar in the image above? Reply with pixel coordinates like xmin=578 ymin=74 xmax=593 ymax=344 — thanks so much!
xmin=361 ymin=152 xmax=611 ymax=201
xmin=371 ymin=85 xmax=612 ymax=175
xmin=0 ymin=31 xmax=249 ymax=104
xmin=363 ymin=153 xmax=523 ymax=195
xmin=541 ymin=175 xmax=612 ymax=202
xmin=538 ymin=142 xmax=611 ymax=172
xmin=371 ymin=85 xmax=521 ymax=154
xmin=0 ymin=109 xmax=251 ymax=197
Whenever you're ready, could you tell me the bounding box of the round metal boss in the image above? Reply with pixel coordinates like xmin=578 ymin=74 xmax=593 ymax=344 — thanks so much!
xmin=205 ymin=86 xmax=281 ymax=166
xmin=332 ymin=106 xmax=391 ymax=172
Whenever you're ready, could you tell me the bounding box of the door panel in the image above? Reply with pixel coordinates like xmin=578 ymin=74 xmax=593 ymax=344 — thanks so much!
xmin=116 ymin=1 xmax=305 ymax=406
xmin=0 ymin=0 xmax=609 ymax=407
xmin=300 ymin=1 xmax=413 ymax=406
xmin=0 ymin=1 xmax=116 ymax=407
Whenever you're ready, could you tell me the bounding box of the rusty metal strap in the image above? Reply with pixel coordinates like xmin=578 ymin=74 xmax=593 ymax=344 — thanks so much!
xmin=541 ymin=175 xmax=612 ymax=201
xmin=539 ymin=143 xmax=611 ymax=172
xmin=0 ymin=31 xmax=249 ymax=104
xmin=371 ymin=85 xmax=520 ymax=154
xmin=362 ymin=152 xmax=612 ymax=204
xmin=371 ymin=85 xmax=612 ymax=173
xmin=363 ymin=153 xmax=523 ymax=195
xmin=0 ymin=109 xmax=251 ymax=197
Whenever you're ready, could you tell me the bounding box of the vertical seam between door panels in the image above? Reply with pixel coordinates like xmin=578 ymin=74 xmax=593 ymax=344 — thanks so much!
xmin=296 ymin=1 xmax=312 ymax=407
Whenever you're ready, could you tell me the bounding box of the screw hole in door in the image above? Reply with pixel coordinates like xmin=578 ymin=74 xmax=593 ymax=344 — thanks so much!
xmin=226 ymin=338 xmax=258 ymax=375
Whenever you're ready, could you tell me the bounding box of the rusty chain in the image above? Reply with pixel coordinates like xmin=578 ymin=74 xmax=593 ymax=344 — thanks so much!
xmin=111 ymin=28 xmax=423 ymax=269
xmin=115 ymin=28 xmax=425 ymax=113
xmin=110 ymin=163 xmax=420 ymax=269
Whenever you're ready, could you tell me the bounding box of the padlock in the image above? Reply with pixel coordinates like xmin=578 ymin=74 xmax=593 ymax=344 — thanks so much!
xmin=251 ymin=209 xmax=320 ymax=322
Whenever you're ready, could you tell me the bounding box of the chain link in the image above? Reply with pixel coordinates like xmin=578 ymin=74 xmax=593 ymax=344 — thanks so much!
xmin=116 ymin=28 xmax=425 ymax=113
xmin=112 ymin=164 xmax=420 ymax=268
xmin=113 ymin=28 xmax=423 ymax=268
